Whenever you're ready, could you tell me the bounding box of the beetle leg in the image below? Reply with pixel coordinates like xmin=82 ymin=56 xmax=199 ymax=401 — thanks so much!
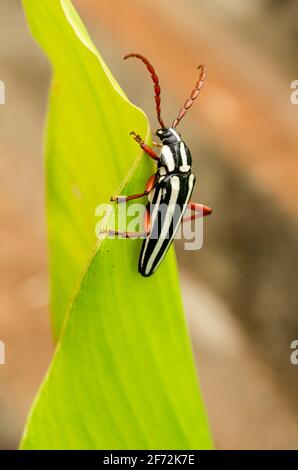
xmin=99 ymin=206 xmax=151 ymax=239
xmin=130 ymin=131 xmax=159 ymax=161
xmin=182 ymin=202 xmax=212 ymax=223
xmin=100 ymin=230 xmax=148 ymax=239
xmin=152 ymin=141 xmax=163 ymax=147
xmin=111 ymin=174 xmax=157 ymax=203
xmin=111 ymin=192 xmax=147 ymax=203
xmin=145 ymin=173 xmax=157 ymax=193
xmin=143 ymin=203 xmax=151 ymax=234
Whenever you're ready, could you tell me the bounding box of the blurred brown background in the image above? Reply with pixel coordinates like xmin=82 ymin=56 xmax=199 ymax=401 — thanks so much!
xmin=1 ymin=0 xmax=298 ymax=449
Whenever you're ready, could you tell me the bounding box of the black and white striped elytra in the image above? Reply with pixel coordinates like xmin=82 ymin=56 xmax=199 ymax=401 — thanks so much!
xmin=139 ymin=128 xmax=196 ymax=277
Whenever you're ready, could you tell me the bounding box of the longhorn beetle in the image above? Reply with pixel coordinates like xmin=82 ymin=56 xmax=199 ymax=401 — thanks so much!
xmin=105 ymin=53 xmax=212 ymax=277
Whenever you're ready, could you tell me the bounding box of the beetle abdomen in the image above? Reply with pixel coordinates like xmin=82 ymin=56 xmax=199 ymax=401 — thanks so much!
xmin=139 ymin=172 xmax=196 ymax=277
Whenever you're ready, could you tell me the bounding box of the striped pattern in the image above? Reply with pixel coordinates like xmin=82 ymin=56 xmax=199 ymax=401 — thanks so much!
xmin=179 ymin=141 xmax=191 ymax=172
xmin=161 ymin=145 xmax=175 ymax=172
xmin=168 ymin=127 xmax=181 ymax=142
xmin=139 ymin=128 xmax=195 ymax=276
xmin=159 ymin=141 xmax=192 ymax=174
xmin=139 ymin=172 xmax=196 ymax=277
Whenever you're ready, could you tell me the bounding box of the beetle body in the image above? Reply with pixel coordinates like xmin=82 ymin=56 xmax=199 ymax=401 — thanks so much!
xmin=139 ymin=128 xmax=196 ymax=276
xmin=107 ymin=53 xmax=212 ymax=277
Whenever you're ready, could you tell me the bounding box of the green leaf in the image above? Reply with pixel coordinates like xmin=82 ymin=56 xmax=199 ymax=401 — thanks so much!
xmin=24 ymin=0 xmax=150 ymax=339
xmin=21 ymin=0 xmax=213 ymax=450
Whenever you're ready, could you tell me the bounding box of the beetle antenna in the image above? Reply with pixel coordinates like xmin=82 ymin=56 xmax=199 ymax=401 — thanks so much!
xmin=124 ymin=53 xmax=165 ymax=129
xmin=172 ymin=64 xmax=206 ymax=128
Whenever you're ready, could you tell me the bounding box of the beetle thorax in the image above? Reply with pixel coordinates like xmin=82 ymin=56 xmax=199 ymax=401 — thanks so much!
xmin=157 ymin=128 xmax=192 ymax=174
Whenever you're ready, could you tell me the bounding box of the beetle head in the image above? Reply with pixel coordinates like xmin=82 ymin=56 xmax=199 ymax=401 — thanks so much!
xmin=155 ymin=128 xmax=181 ymax=145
